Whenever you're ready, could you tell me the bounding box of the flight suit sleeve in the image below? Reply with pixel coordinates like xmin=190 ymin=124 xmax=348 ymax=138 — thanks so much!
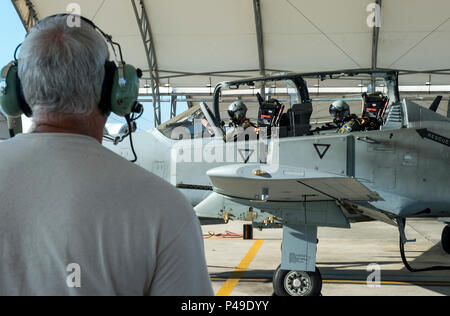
xmin=147 ymin=216 xmax=214 ymax=296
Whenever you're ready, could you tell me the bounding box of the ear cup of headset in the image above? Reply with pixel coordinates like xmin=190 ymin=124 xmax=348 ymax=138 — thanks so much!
xmin=109 ymin=64 xmax=140 ymax=117
xmin=0 ymin=62 xmax=32 ymax=118
xmin=100 ymin=61 xmax=140 ymax=117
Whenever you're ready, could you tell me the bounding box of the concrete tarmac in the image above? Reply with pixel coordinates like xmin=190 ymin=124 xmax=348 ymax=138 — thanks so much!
xmin=202 ymin=219 xmax=450 ymax=296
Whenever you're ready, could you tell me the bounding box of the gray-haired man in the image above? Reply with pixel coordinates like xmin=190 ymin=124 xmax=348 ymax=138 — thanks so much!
xmin=0 ymin=15 xmax=213 ymax=296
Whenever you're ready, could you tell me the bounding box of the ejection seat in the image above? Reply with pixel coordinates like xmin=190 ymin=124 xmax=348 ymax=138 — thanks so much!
xmin=280 ymin=102 xmax=313 ymax=137
xmin=362 ymin=92 xmax=389 ymax=120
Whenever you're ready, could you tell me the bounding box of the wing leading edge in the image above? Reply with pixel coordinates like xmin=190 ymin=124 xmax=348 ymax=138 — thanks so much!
xmin=207 ymin=164 xmax=383 ymax=203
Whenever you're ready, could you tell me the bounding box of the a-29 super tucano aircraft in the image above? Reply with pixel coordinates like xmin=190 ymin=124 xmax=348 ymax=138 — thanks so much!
xmin=104 ymin=69 xmax=450 ymax=296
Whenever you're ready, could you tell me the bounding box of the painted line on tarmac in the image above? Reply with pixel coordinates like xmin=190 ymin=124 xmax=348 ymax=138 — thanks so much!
xmin=215 ymin=240 xmax=264 ymax=296
xmin=324 ymin=279 xmax=450 ymax=287
xmin=211 ymin=277 xmax=450 ymax=287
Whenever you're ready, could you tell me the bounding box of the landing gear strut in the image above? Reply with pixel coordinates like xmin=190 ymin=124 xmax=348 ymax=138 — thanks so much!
xmin=442 ymin=225 xmax=450 ymax=254
xmin=273 ymin=265 xmax=322 ymax=296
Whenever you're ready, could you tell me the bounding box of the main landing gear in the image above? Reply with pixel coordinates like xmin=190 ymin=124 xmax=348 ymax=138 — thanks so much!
xmin=272 ymin=265 xmax=322 ymax=297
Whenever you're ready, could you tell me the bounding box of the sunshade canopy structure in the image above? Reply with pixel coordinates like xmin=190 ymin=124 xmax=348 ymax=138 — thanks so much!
xmin=11 ymin=0 xmax=450 ymax=125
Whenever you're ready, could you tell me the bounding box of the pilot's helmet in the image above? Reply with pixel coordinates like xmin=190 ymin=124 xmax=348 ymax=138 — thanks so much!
xmin=228 ymin=101 xmax=248 ymax=124
xmin=329 ymin=100 xmax=350 ymax=121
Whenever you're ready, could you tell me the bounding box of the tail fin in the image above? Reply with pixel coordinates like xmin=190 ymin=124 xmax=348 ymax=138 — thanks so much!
xmin=429 ymin=95 xmax=442 ymax=112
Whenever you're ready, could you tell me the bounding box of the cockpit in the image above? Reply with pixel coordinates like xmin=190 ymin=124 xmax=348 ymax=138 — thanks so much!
xmin=156 ymin=70 xmax=402 ymax=142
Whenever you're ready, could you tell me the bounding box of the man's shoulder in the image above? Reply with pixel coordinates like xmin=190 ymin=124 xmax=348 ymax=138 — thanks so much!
xmin=106 ymin=151 xmax=192 ymax=209
xmin=102 ymin=150 xmax=181 ymax=198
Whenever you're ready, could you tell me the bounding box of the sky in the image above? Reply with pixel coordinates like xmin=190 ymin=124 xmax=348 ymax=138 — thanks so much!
xmin=0 ymin=1 xmax=25 ymax=68
xmin=0 ymin=1 xmax=183 ymax=133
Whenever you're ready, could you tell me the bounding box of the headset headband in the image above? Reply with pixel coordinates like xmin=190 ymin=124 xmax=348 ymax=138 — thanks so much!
xmin=33 ymin=14 xmax=125 ymax=64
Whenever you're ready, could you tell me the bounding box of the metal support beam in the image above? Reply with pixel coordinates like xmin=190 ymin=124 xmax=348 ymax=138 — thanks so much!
xmin=186 ymin=96 xmax=195 ymax=109
xmin=253 ymin=0 xmax=266 ymax=99
xmin=11 ymin=0 xmax=38 ymax=31
xmin=170 ymin=95 xmax=177 ymax=119
xmin=158 ymin=69 xmax=260 ymax=80
xmin=371 ymin=0 xmax=382 ymax=89
xmin=253 ymin=0 xmax=265 ymax=76
xmin=131 ymin=0 xmax=162 ymax=127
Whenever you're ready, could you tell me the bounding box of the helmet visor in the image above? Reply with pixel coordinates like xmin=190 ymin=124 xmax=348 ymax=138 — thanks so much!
xmin=329 ymin=106 xmax=338 ymax=116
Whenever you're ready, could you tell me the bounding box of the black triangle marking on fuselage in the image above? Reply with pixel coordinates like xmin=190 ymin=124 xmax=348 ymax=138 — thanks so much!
xmin=238 ymin=149 xmax=255 ymax=164
xmin=314 ymin=144 xmax=331 ymax=160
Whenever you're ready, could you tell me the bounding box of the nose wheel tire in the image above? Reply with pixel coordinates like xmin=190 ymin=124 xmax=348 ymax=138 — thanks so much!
xmin=442 ymin=226 xmax=450 ymax=255
xmin=273 ymin=265 xmax=322 ymax=296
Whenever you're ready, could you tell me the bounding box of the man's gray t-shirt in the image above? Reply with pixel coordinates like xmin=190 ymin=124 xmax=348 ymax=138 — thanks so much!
xmin=0 ymin=133 xmax=213 ymax=296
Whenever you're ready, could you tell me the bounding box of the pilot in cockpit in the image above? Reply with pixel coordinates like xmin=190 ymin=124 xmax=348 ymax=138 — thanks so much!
xmin=329 ymin=99 xmax=352 ymax=128
xmin=329 ymin=99 xmax=369 ymax=133
xmin=225 ymin=101 xmax=258 ymax=142
xmin=311 ymin=99 xmax=353 ymax=134
xmin=331 ymin=97 xmax=383 ymax=134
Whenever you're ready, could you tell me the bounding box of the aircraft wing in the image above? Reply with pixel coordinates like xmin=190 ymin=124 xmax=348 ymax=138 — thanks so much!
xmin=207 ymin=164 xmax=383 ymax=203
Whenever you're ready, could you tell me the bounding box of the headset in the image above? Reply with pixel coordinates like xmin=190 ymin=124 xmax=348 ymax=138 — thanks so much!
xmin=0 ymin=14 xmax=142 ymax=119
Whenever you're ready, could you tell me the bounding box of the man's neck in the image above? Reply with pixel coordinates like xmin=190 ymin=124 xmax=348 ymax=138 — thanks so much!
xmin=31 ymin=110 xmax=107 ymax=143
xmin=33 ymin=124 xmax=103 ymax=143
